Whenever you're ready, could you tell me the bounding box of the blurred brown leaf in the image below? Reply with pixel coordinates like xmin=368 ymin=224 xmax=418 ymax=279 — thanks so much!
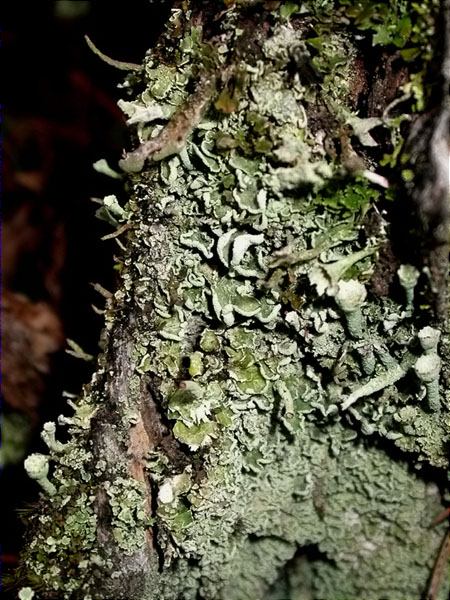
xmin=2 ymin=290 xmax=64 ymax=420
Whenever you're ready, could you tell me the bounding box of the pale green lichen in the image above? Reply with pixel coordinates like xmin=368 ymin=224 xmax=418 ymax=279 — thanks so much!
xmin=157 ymin=469 xmax=194 ymax=541
xmin=22 ymin=1 xmax=449 ymax=599
xmin=41 ymin=422 xmax=67 ymax=453
xmin=308 ymin=247 xmax=377 ymax=297
xmin=397 ymin=263 xmax=420 ymax=309
xmin=104 ymin=477 xmax=149 ymax=552
xmin=95 ymin=194 xmax=129 ymax=226
xmin=414 ymin=353 xmax=442 ymax=412
xmin=356 ymin=343 xmax=376 ymax=376
xmin=24 ymin=454 xmax=57 ymax=496
xmin=18 ymin=587 xmax=35 ymax=600
xmin=93 ymin=158 xmax=122 ymax=180
xmin=342 ymin=358 xmax=406 ymax=410
xmin=334 ymin=279 xmax=367 ymax=339
xmin=418 ymin=325 xmax=441 ymax=354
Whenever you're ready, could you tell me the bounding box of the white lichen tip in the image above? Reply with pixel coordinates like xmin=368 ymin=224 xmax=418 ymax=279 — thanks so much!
xmin=217 ymin=229 xmax=237 ymax=267
xmin=158 ymin=471 xmax=192 ymax=505
xmin=41 ymin=421 xmax=66 ymax=453
xmin=231 ymin=233 xmax=265 ymax=267
xmin=335 ymin=279 xmax=367 ymax=313
xmin=102 ymin=194 xmax=126 ymax=220
xmin=414 ymin=354 xmax=441 ymax=383
xmin=24 ymin=453 xmax=56 ymax=496
xmin=418 ymin=326 xmax=441 ymax=354
xmin=18 ymin=588 xmax=35 ymax=600
xmin=158 ymin=481 xmax=175 ymax=504
xmin=24 ymin=453 xmax=49 ymax=479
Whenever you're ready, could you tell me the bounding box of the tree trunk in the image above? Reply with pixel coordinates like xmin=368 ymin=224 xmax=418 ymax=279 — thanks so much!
xmin=20 ymin=2 xmax=450 ymax=599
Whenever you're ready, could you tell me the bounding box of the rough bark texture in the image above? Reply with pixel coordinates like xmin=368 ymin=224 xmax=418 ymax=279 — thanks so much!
xmin=20 ymin=2 xmax=450 ymax=599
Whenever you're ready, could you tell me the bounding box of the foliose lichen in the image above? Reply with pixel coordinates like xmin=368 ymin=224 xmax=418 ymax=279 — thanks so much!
xmin=21 ymin=1 xmax=449 ymax=599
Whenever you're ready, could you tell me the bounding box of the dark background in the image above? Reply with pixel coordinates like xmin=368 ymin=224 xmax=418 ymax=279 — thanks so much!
xmin=2 ymin=1 xmax=170 ymax=594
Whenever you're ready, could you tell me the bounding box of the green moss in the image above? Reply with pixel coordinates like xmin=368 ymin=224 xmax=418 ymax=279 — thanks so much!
xmin=337 ymin=0 xmax=439 ymax=51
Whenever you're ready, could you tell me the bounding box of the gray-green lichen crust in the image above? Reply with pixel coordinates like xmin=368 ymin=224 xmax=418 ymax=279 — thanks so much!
xmin=22 ymin=2 xmax=449 ymax=599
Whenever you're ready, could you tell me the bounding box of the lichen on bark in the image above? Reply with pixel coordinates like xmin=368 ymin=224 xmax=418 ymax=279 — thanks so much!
xmin=20 ymin=2 xmax=450 ymax=599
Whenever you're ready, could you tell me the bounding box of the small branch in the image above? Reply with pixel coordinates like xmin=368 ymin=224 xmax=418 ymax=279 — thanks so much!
xmin=119 ymin=73 xmax=217 ymax=173
xmin=90 ymin=282 xmax=113 ymax=299
xmin=66 ymin=339 xmax=94 ymax=362
xmin=84 ymin=35 xmax=141 ymax=71
xmin=101 ymin=223 xmax=132 ymax=241
xmin=342 ymin=363 xmax=406 ymax=410
xmin=426 ymin=530 xmax=450 ymax=600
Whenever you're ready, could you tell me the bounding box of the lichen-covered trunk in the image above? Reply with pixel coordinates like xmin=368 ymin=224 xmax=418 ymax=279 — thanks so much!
xmin=21 ymin=2 xmax=450 ymax=600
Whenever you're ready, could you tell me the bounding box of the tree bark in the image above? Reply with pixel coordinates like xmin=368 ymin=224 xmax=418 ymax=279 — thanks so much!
xmin=20 ymin=2 xmax=450 ymax=599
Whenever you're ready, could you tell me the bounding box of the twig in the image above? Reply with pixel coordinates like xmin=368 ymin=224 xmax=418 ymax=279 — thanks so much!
xmin=119 ymin=72 xmax=217 ymax=173
xmin=426 ymin=530 xmax=450 ymax=600
xmin=101 ymin=223 xmax=131 ymax=241
xmin=90 ymin=282 xmax=113 ymax=299
xmin=66 ymin=339 xmax=94 ymax=362
xmin=84 ymin=35 xmax=141 ymax=71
